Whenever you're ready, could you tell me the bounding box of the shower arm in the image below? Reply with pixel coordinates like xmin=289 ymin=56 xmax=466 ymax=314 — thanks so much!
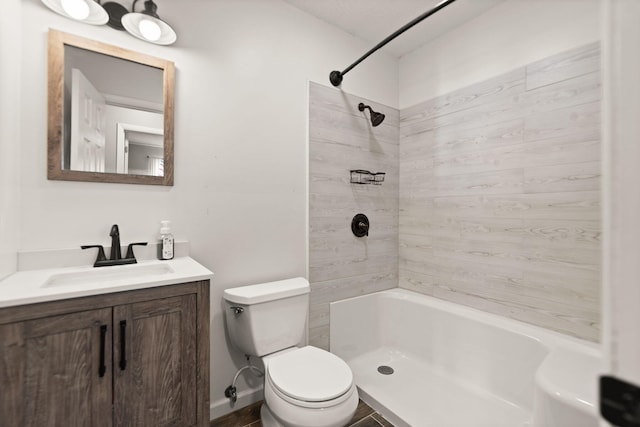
xmin=329 ymin=0 xmax=457 ymax=87
xmin=360 ymin=104 xmax=373 ymax=114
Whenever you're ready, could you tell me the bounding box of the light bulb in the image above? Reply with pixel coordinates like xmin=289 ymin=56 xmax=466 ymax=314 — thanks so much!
xmin=139 ymin=19 xmax=162 ymax=41
xmin=60 ymin=0 xmax=90 ymax=20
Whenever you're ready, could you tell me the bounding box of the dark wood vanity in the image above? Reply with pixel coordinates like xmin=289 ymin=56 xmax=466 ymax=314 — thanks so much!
xmin=0 ymin=280 xmax=210 ymax=427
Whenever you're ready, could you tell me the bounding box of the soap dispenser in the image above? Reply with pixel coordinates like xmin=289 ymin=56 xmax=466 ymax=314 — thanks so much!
xmin=158 ymin=220 xmax=174 ymax=260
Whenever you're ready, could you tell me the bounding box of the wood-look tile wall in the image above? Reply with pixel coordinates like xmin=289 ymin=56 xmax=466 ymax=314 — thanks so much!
xmin=308 ymin=82 xmax=399 ymax=349
xmin=398 ymin=43 xmax=602 ymax=341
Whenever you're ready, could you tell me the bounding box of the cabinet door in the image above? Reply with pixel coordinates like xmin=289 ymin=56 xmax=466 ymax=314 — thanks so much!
xmin=114 ymin=294 xmax=197 ymax=427
xmin=0 ymin=308 xmax=113 ymax=427
xmin=0 ymin=322 xmax=25 ymax=427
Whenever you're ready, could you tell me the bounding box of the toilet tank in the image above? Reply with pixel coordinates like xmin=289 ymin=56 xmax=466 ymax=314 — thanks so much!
xmin=223 ymin=277 xmax=310 ymax=357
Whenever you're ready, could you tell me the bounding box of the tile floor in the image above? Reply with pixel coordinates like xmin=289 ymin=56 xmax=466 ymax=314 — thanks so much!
xmin=210 ymin=399 xmax=394 ymax=427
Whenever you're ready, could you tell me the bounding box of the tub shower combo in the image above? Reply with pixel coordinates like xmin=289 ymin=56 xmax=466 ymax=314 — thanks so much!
xmin=315 ymin=0 xmax=604 ymax=426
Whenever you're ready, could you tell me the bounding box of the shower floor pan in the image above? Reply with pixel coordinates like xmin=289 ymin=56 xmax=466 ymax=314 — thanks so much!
xmin=349 ymin=347 xmax=531 ymax=427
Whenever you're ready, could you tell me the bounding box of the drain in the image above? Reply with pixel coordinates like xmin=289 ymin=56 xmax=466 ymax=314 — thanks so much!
xmin=377 ymin=365 xmax=394 ymax=375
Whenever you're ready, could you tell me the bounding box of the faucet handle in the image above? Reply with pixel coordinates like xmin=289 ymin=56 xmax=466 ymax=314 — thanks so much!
xmin=81 ymin=245 xmax=107 ymax=262
xmin=125 ymin=242 xmax=148 ymax=260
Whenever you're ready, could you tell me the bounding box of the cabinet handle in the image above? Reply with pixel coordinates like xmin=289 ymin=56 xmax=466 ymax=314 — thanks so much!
xmin=119 ymin=320 xmax=127 ymax=371
xmin=99 ymin=325 xmax=107 ymax=378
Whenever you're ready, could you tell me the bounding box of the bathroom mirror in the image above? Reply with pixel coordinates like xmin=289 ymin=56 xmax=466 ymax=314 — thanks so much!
xmin=47 ymin=30 xmax=175 ymax=185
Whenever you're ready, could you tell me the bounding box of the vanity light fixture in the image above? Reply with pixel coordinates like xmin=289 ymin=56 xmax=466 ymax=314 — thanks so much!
xmin=41 ymin=0 xmax=177 ymax=46
xmin=41 ymin=0 xmax=108 ymax=25
xmin=121 ymin=0 xmax=177 ymax=45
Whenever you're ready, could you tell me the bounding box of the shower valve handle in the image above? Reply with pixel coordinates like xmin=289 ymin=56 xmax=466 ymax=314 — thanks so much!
xmin=351 ymin=213 xmax=370 ymax=237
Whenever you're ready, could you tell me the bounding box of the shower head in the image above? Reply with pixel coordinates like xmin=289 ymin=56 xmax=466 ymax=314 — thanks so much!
xmin=358 ymin=103 xmax=385 ymax=127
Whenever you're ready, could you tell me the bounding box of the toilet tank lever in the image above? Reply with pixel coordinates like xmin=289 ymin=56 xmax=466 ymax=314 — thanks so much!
xmin=229 ymin=306 xmax=244 ymax=315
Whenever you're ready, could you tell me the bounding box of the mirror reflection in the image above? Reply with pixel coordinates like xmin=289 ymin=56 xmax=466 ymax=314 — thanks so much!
xmin=64 ymin=45 xmax=164 ymax=176
xmin=48 ymin=30 xmax=174 ymax=186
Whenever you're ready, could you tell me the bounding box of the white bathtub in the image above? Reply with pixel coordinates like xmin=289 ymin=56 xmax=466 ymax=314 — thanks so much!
xmin=329 ymin=289 xmax=602 ymax=427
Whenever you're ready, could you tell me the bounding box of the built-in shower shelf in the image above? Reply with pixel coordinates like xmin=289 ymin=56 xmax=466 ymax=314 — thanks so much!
xmin=350 ymin=170 xmax=385 ymax=185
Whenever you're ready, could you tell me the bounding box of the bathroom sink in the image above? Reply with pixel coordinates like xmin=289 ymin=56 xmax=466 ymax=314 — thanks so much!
xmin=43 ymin=263 xmax=174 ymax=288
xmin=0 ymin=257 xmax=212 ymax=308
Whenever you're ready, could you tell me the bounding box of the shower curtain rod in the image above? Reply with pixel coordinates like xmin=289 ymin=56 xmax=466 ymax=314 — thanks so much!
xmin=329 ymin=0 xmax=458 ymax=87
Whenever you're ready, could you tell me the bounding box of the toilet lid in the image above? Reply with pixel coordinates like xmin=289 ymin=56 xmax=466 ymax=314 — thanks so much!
xmin=267 ymin=346 xmax=353 ymax=402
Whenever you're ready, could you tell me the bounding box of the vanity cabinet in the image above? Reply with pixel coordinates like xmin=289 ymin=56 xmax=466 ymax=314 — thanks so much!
xmin=0 ymin=280 xmax=209 ymax=427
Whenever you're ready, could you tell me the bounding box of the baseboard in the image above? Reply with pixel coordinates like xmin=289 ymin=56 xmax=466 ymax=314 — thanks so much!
xmin=210 ymin=385 xmax=263 ymax=420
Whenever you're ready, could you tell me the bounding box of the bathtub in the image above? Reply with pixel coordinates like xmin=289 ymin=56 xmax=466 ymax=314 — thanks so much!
xmin=329 ymin=289 xmax=602 ymax=427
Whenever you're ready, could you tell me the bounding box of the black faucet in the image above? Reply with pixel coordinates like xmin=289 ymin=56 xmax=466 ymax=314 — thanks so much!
xmin=82 ymin=224 xmax=148 ymax=267
xmin=110 ymin=224 xmax=122 ymax=261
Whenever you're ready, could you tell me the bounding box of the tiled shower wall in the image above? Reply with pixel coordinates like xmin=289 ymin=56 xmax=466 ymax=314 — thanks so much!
xmin=398 ymin=43 xmax=601 ymax=341
xmin=308 ymin=82 xmax=399 ymax=349
xmin=309 ymin=44 xmax=601 ymax=346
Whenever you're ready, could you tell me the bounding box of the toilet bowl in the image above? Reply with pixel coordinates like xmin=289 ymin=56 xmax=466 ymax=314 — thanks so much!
xmin=260 ymin=346 xmax=359 ymax=427
xmin=223 ymin=278 xmax=358 ymax=427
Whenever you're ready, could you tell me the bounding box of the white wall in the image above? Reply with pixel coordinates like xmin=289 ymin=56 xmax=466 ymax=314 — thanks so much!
xmin=602 ymin=0 xmax=640 ymax=392
xmin=0 ymin=0 xmax=22 ymax=279
xmin=399 ymin=0 xmax=601 ymax=109
xmin=16 ymin=0 xmax=397 ymax=419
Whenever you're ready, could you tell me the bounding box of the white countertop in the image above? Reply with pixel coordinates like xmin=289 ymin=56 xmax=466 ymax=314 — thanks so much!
xmin=0 ymin=257 xmax=213 ymax=308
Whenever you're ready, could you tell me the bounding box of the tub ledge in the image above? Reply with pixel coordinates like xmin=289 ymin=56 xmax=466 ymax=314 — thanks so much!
xmin=533 ymin=345 xmax=602 ymax=427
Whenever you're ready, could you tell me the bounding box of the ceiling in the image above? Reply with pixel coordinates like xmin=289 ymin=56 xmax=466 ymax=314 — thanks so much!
xmin=282 ymin=0 xmax=507 ymax=58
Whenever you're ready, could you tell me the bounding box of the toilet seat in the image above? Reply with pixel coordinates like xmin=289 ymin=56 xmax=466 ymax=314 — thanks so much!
xmin=266 ymin=346 xmax=354 ymax=407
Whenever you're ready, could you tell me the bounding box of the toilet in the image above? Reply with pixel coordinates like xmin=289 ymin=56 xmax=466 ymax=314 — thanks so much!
xmin=223 ymin=278 xmax=358 ymax=427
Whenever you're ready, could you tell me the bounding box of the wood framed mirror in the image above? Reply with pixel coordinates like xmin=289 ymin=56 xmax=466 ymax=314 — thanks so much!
xmin=47 ymin=30 xmax=175 ymax=185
